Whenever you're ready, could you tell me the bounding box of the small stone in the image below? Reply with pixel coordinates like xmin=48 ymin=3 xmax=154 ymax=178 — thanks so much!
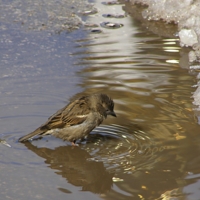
xmin=84 ymin=23 xmax=99 ymax=28
xmin=193 ymin=43 xmax=200 ymax=58
xmin=102 ymin=14 xmax=125 ymax=18
xmin=193 ymin=43 xmax=200 ymax=51
xmin=102 ymin=1 xmax=122 ymax=5
xmin=91 ymin=29 xmax=102 ymax=33
xmin=100 ymin=22 xmax=123 ymax=29
xmin=81 ymin=9 xmax=98 ymax=15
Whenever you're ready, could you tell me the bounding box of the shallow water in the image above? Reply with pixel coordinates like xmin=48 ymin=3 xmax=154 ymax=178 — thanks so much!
xmin=0 ymin=0 xmax=200 ymax=200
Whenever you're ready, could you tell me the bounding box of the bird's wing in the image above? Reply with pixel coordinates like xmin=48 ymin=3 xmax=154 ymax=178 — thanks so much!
xmin=19 ymin=98 xmax=90 ymax=142
xmin=40 ymin=99 xmax=90 ymax=130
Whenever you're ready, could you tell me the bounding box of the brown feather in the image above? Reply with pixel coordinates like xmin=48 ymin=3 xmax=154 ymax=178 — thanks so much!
xmin=19 ymin=93 xmax=116 ymax=143
xmin=19 ymin=97 xmax=90 ymax=141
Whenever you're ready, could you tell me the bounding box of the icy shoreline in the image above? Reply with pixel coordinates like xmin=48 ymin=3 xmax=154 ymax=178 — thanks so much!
xmin=129 ymin=0 xmax=200 ymax=62
xmin=128 ymin=0 xmax=200 ymax=110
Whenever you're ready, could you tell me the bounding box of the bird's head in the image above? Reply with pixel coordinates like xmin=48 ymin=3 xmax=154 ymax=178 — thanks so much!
xmin=93 ymin=93 xmax=116 ymax=118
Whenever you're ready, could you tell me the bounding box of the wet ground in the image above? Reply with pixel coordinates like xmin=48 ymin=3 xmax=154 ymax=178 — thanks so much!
xmin=0 ymin=0 xmax=200 ymax=200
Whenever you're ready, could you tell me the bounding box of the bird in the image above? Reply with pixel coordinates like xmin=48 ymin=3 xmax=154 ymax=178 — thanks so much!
xmin=19 ymin=93 xmax=116 ymax=146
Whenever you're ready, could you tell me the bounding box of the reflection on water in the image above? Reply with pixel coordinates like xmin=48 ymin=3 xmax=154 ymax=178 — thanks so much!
xmin=70 ymin=0 xmax=199 ymax=199
xmin=24 ymin=142 xmax=114 ymax=193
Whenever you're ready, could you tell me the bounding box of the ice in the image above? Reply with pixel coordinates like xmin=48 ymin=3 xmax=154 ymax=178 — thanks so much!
xmin=193 ymin=84 xmax=200 ymax=107
xmin=130 ymin=0 xmax=200 ymax=61
xmin=129 ymin=0 xmax=200 ymax=108
xmin=188 ymin=51 xmax=197 ymax=63
xmin=179 ymin=29 xmax=198 ymax=47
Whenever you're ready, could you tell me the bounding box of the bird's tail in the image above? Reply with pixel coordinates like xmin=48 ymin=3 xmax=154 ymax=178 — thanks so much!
xmin=18 ymin=128 xmax=44 ymax=142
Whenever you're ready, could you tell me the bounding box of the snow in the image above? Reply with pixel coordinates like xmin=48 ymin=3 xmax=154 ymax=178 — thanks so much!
xmin=129 ymin=0 xmax=200 ymax=60
xmin=129 ymin=0 xmax=200 ymax=108
xmin=179 ymin=29 xmax=198 ymax=47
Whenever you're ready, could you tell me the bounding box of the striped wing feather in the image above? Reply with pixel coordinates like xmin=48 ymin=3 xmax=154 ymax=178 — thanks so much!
xmin=19 ymin=98 xmax=90 ymax=142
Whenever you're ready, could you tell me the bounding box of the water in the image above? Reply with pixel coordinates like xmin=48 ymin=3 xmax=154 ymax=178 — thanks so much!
xmin=0 ymin=0 xmax=199 ymax=200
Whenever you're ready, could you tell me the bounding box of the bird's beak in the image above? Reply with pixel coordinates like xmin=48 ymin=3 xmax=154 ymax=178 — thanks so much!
xmin=107 ymin=110 xmax=117 ymax=117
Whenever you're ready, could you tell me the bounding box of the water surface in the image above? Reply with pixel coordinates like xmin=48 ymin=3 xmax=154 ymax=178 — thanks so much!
xmin=0 ymin=0 xmax=199 ymax=200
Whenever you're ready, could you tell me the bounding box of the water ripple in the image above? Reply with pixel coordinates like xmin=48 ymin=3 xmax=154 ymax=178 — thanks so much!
xmin=81 ymin=124 xmax=162 ymax=173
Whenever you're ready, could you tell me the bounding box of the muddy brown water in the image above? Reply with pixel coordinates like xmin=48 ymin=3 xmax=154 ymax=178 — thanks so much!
xmin=0 ymin=0 xmax=200 ymax=200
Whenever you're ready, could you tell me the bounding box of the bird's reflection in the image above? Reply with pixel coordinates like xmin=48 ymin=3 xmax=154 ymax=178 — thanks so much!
xmin=24 ymin=142 xmax=114 ymax=193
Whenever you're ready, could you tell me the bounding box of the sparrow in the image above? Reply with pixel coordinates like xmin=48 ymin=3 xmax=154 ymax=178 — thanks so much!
xmin=19 ymin=93 xmax=116 ymax=146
